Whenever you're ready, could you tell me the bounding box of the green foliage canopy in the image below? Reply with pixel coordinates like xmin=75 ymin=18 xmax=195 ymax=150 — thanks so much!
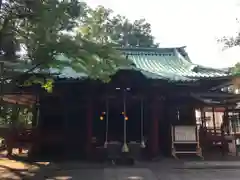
xmin=218 ymin=20 xmax=240 ymax=74
xmin=79 ymin=5 xmax=158 ymax=47
xmin=0 ymin=0 xmax=131 ymax=90
xmin=0 ymin=1 xmax=157 ymax=92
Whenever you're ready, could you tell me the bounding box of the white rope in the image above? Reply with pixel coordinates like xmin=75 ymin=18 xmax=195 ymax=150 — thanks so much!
xmin=140 ymin=98 xmax=146 ymax=148
xmin=124 ymin=92 xmax=127 ymax=143
xmin=122 ymin=90 xmax=129 ymax=152
xmin=104 ymin=98 xmax=109 ymax=148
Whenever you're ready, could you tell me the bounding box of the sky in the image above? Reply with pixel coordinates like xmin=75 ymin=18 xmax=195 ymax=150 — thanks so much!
xmin=84 ymin=0 xmax=240 ymax=68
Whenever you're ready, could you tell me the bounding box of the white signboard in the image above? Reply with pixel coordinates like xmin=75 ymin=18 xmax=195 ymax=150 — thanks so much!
xmin=174 ymin=126 xmax=196 ymax=142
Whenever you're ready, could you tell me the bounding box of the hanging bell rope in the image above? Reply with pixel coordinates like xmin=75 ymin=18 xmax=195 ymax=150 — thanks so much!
xmin=122 ymin=89 xmax=129 ymax=152
xmin=140 ymin=98 xmax=146 ymax=148
xmin=104 ymin=97 xmax=109 ymax=148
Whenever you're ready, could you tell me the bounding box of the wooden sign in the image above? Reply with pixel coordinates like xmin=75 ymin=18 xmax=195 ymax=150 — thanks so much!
xmin=173 ymin=126 xmax=196 ymax=142
xmin=171 ymin=125 xmax=203 ymax=159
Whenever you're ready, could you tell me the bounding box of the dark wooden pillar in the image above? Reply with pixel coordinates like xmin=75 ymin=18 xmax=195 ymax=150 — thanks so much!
xmin=203 ymin=108 xmax=206 ymax=127
xmin=212 ymin=107 xmax=216 ymax=135
xmin=62 ymin=90 xmax=70 ymax=158
xmin=86 ymin=99 xmax=93 ymax=156
xmin=200 ymin=108 xmax=204 ymax=126
xmin=29 ymin=91 xmax=42 ymax=158
xmin=149 ymin=98 xmax=160 ymax=157
xmin=179 ymin=105 xmax=196 ymax=125
xmin=29 ymin=102 xmax=40 ymax=157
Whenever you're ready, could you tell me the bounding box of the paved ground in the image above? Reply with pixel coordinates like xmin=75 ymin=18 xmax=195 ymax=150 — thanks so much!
xmin=39 ymin=160 xmax=240 ymax=180
xmin=157 ymin=169 xmax=240 ymax=180
xmin=2 ymin=156 xmax=240 ymax=180
xmin=43 ymin=167 xmax=240 ymax=180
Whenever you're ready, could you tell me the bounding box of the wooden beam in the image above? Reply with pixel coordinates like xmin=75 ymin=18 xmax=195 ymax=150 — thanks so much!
xmin=0 ymin=94 xmax=38 ymax=105
xmin=191 ymin=92 xmax=239 ymax=98
xmin=100 ymin=95 xmax=165 ymax=101
xmin=210 ymin=81 xmax=232 ymax=91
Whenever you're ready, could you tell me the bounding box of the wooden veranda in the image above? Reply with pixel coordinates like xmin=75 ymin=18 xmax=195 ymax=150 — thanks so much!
xmin=192 ymin=92 xmax=240 ymax=156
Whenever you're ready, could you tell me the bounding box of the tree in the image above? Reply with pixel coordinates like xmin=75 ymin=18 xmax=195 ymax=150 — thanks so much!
xmin=79 ymin=5 xmax=158 ymax=48
xmin=219 ymin=33 xmax=240 ymax=50
xmin=110 ymin=16 xmax=158 ymax=47
xmin=231 ymin=62 xmax=240 ymax=75
xmin=218 ymin=20 xmax=240 ymax=74
xmin=79 ymin=5 xmax=113 ymax=44
xmin=0 ymin=0 xmax=130 ymax=92
xmin=218 ymin=22 xmax=240 ymax=94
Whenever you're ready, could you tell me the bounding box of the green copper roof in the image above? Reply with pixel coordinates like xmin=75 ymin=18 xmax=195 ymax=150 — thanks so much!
xmin=120 ymin=47 xmax=227 ymax=81
xmin=12 ymin=47 xmax=228 ymax=82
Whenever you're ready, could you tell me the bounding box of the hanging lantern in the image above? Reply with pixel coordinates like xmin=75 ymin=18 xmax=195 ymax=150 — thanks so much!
xmin=100 ymin=111 xmax=106 ymax=121
xmin=121 ymin=112 xmax=125 ymax=115
xmin=124 ymin=116 xmax=128 ymax=121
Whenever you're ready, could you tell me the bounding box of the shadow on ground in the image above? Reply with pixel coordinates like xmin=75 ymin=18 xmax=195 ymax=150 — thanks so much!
xmin=2 ymin=149 xmax=240 ymax=180
xmin=0 ymin=152 xmax=54 ymax=180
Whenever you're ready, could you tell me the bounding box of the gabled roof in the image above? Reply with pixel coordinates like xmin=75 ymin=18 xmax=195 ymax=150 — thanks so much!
xmin=10 ymin=47 xmax=229 ymax=82
xmin=118 ymin=47 xmax=228 ymax=81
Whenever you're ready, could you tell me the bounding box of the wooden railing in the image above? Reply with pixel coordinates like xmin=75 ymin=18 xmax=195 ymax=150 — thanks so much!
xmin=205 ymin=128 xmax=223 ymax=143
xmin=0 ymin=127 xmax=36 ymax=155
xmin=199 ymin=126 xmax=231 ymax=155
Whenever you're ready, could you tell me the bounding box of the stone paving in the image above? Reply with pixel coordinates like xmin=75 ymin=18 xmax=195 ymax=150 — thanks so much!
xmin=183 ymin=161 xmax=240 ymax=169
xmin=104 ymin=168 xmax=158 ymax=180
xmin=45 ymin=169 xmax=104 ymax=180
xmin=157 ymin=169 xmax=240 ymax=180
xmin=2 ymin=157 xmax=240 ymax=179
xmin=42 ymin=166 xmax=240 ymax=180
